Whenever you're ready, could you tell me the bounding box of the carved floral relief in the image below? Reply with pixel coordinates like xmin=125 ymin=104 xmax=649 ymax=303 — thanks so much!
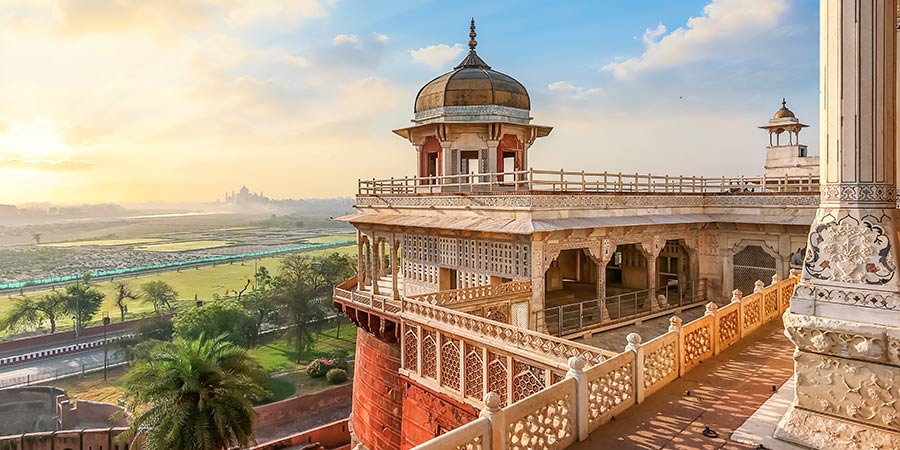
xmin=805 ymin=216 xmax=894 ymax=284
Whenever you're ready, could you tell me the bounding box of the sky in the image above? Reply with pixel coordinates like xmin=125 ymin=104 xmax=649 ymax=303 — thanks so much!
xmin=0 ymin=0 xmax=820 ymax=204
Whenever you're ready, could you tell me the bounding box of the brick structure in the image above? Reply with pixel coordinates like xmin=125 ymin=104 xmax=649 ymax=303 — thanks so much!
xmin=350 ymin=328 xmax=402 ymax=450
xmin=400 ymin=377 xmax=477 ymax=449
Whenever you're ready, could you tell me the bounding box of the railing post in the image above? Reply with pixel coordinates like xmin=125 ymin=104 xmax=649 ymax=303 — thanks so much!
xmin=578 ymin=302 xmax=584 ymax=332
xmin=626 ymin=333 xmax=645 ymax=405
xmin=706 ymin=302 xmax=720 ymax=355
xmin=581 ymin=170 xmax=586 ymax=192
xmin=670 ymin=316 xmax=684 ymax=377
xmin=481 ymin=392 xmax=504 ymax=450
xmin=559 ymin=168 xmax=565 ymax=191
xmin=528 ymin=168 xmax=534 ymax=191
xmin=566 ymin=356 xmax=589 ymax=442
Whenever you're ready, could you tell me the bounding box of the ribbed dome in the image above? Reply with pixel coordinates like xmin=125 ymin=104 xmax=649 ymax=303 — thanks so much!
xmin=414 ymin=21 xmax=530 ymax=113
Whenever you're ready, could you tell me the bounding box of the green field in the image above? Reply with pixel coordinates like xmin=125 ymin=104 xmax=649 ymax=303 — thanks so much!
xmin=1 ymin=244 xmax=355 ymax=333
xmin=136 ymin=240 xmax=231 ymax=252
xmin=306 ymin=235 xmax=355 ymax=244
xmin=41 ymin=238 xmax=167 ymax=248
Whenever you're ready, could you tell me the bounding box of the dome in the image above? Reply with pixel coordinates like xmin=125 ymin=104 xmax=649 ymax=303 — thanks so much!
xmin=414 ymin=21 xmax=530 ymax=113
xmin=773 ymin=98 xmax=796 ymax=119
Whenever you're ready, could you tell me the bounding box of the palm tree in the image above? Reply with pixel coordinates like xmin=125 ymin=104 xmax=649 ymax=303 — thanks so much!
xmin=123 ymin=335 xmax=267 ymax=450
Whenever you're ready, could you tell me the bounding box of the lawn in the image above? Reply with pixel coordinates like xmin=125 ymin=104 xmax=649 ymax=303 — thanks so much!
xmin=38 ymin=325 xmax=358 ymax=406
xmin=251 ymin=325 xmax=358 ymax=372
xmin=136 ymin=240 xmax=231 ymax=252
xmin=1 ymin=244 xmax=354 ymax=335
xmin=41 ymin=238 xmax=167 ymax=248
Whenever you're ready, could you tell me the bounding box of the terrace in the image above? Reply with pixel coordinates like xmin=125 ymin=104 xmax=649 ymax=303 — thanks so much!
xmin=333 ymin=272 xmax=798 ymax=434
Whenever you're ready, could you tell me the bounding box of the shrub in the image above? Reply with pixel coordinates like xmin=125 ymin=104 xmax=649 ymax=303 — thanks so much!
xmin=306 ymin=357 xmax=348 ymax=378
xmin=326 ymin=368 xmax=348 ymax=384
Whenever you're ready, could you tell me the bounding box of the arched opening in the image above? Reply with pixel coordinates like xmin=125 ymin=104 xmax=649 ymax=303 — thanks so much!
xmin=420 ymin=136 xmax=443 ymax=183
xmin=605 ymin=243 xmax=648 ymax=294
xmin=733 ymin=244 xmax=777 ymax=294
xmin=496 ymin=134 xmax=524 ymax=183
xmin=656 ymin=239 xmax=692 ymax=301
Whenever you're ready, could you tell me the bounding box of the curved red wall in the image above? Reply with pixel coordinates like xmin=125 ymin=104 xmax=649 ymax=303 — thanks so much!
xmin=352 ymin=328 xmax=403 ymax=450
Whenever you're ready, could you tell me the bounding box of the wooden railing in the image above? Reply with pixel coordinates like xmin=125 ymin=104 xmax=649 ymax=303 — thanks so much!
xmin=411 ymin=271 xmax=801 ymax=450
xmin=359 ymin=168 xmax=821 ymax=195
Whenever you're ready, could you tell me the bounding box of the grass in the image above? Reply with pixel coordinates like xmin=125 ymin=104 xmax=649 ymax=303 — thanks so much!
xmin=39 ymin=325 xmax=358 ymax=406
xmin=38 ymin=366 xmax=128 ymax=404
xmin=0 ymin=244 xmax=354 ymax=336
xmin=250 ymin=325 xmax=358 ymax=371
xmin=306 ymin=235 xmax=355 ymax=244
xmin=41 ymin=238 xmax=167 ymax=248
xmin=136 ymin=240 xmax=231 ymax=252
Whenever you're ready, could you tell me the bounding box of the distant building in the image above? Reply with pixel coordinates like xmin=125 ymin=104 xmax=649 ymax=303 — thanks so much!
xmin=225 ymin=186 xmax=270 ymax=205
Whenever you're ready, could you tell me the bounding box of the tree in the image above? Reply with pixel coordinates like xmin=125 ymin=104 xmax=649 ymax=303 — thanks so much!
xmin=140 ymin=281 xmax=178 ymax=314
xmin=114 ymin=282 xmax=140 ymax=321
xmin=32 ymin=233 xmax=41 ymax=245
xmin=0 ymin=292 xmax=67 ymax=333
xmin=173 ymin=301 xmax=253 ymax=348
xmin=239 ymin=267 xmax=277 ymax=345
xmin=272 ymin=253 xmax=354 ymax=362
xmin=63 ymin=283 xmax=105 ymax=332
xmin=122 ymin=335 xmax=266 ymax=450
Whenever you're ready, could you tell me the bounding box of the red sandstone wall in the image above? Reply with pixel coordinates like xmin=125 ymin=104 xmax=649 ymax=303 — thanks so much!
xmin=249 ymin=419 xmax=350 ymax=450
xmin=254 ymin=384 xmax=352 ymax=430
xmin=352 ymin=328 xmax=402 ymax=450
xmin=399 ymin=377 xmax=478 ymax=450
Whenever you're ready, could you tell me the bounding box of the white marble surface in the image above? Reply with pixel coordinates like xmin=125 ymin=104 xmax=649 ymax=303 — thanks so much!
xmin=732 ymin=376 xmax=812 ymax=450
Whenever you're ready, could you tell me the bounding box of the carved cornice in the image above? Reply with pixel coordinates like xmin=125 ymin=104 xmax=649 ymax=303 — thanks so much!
xmin=820 ymin=183 xmax=898 ymax=205
xmin=783 ymin=312 xmax=898 ymax=364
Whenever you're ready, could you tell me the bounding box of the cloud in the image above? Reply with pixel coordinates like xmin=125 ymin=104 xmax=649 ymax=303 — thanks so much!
xmin=408 ymin=43 xmax=465 ymax=70
xmin=0 ymin=157 xmax=95 ymax=171
xmin=332 ymin=34 xmax=359 ymax=45
xmin=312 ymin=33 xmax=390 ymax=72
xmin=603 ymin=0 xmax=789 ymax=80
xmin=547 ymin=81 xmax=602 ymax=98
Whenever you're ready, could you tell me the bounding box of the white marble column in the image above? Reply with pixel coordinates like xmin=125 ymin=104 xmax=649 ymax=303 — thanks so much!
xmin=776 ymin=1 xmax=900 ymax=447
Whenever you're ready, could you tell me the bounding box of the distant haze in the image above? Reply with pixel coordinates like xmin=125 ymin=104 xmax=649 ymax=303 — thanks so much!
xmin=0 ymin=0 xmax=819 ymax=203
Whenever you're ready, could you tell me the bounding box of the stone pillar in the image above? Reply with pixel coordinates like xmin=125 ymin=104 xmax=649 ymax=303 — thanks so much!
xmin=775 ymin=1 xmax=900 ymax=447
xmin=390 ymin=236 xmax=399 ymax=299
xmin=370 ymin=237 xmax=380 ymax=295
xmin=357 ymin=231 xmax=365 ymax=290
xmin=642 ymin=237 xmax=663 ymax=293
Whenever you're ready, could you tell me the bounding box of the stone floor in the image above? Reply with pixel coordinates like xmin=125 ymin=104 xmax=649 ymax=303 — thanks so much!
xmin=573 ymin=305 xmax=707 ymax=353
xmin=569 ymin=316 xmax=795 ymax=450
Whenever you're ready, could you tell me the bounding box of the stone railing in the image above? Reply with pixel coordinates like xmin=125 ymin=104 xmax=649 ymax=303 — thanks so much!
xmin=412 ymin=271 xmax=800 ymax=450
xmin=407 ymin=280 xmax=531 ymax=308
xmin=399 ymin=299 xmax=617 ymax=410
xmin=359 ymin=168 xmax=820 ymax=195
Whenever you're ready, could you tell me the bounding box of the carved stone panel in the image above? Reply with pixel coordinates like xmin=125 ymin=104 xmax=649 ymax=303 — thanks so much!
xmin=793 ymin=351 xmax=900 ymax=430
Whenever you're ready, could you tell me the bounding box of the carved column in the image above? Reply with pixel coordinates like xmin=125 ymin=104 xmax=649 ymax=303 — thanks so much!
xmin=390 ymin=235 xmax=399 ymax=299
xmin=641 ymin=237 xmax=664 ymax=293
xmin=776 ymin=1 xmax=900 ymax=447
xmin=357 ymin=231 xmax=365 ymax=290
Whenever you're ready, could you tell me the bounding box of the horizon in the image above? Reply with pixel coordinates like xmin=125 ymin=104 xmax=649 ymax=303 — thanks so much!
xmin=1 ymin=0 xmax=819 ymax=203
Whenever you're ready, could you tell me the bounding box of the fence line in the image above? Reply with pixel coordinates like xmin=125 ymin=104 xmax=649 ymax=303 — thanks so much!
xmin=1 ymin=239 xmax=355 ymax=292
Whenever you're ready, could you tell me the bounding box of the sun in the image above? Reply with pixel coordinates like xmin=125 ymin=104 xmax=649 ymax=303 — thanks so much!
xmin=0 ymin=119 xmax=71 ymax=160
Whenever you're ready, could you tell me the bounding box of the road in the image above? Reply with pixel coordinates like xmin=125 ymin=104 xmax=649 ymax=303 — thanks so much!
xmin=0 ymin=330 xmax=132 ymax=360
xmin=0 ymin=348 xmax=125 ymax=389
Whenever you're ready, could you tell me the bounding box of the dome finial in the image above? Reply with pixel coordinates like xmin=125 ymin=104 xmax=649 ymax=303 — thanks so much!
xmin=782 ymin=97 xmax=787 ymax=108
xmin=468 ymin=18 xmax=477 ymax=50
